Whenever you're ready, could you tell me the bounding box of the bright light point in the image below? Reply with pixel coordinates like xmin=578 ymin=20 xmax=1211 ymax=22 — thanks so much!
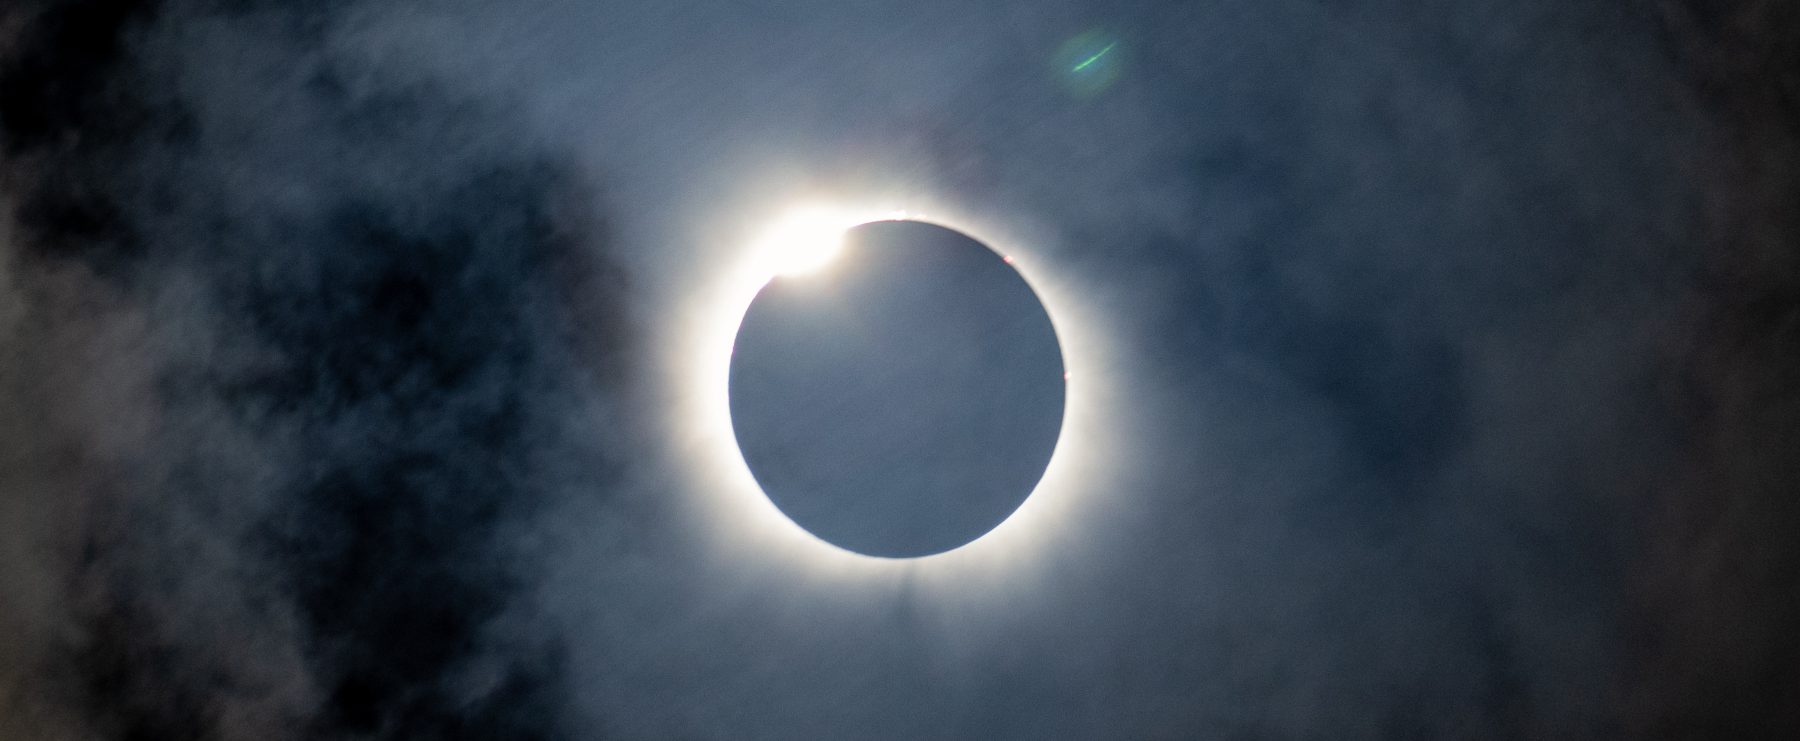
xmin=756 ymin=207 xmax=860 ymax=277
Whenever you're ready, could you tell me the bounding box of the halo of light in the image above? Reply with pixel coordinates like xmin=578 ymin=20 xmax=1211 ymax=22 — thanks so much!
xmin=660 ymin=192 xmax=1123 ymax=596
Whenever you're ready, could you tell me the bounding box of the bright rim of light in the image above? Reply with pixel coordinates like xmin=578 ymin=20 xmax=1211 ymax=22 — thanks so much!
xmin=663 ymin=194 xmax=1122 ymax=597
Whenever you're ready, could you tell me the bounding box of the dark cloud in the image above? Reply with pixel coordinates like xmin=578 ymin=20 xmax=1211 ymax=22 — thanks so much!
xmin=3 ymin=1 xmax=629 ymax=738
xmin=3 ymin=0 xmax=1797 ymax=739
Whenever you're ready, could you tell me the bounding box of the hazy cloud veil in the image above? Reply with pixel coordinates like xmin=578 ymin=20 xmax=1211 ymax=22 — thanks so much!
xmin=2 ymin=1 xmax=1796 ymax=739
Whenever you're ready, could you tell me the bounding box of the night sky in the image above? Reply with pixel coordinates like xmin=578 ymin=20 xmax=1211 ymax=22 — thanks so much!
xmin=2 ymin=1 xmax=1797 ymax=739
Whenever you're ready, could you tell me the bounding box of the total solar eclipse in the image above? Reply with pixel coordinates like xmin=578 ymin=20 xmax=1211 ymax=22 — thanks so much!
xmin=727 ymin=220 xmax=1066 ymax=558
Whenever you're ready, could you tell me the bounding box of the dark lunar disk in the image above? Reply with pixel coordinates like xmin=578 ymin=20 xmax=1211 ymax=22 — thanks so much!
xmin=728 ymin=220 xmax=1066 ymax=558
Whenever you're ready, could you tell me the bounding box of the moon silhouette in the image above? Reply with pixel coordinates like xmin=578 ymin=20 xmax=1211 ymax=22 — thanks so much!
xmin=727 ymin=220 xmax=1066 ymax=558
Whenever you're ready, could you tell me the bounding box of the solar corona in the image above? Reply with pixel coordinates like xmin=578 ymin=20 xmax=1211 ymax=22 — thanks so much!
xmin=668 ymin=198 xmax=1120 ymax=586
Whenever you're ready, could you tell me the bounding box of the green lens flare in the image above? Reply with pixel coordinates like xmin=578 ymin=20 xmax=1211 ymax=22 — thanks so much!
xmin=1055 ymin=30 xmax=1123 ymax=97
xmin=1070 ymin=42 xmax=1117 ymax=72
